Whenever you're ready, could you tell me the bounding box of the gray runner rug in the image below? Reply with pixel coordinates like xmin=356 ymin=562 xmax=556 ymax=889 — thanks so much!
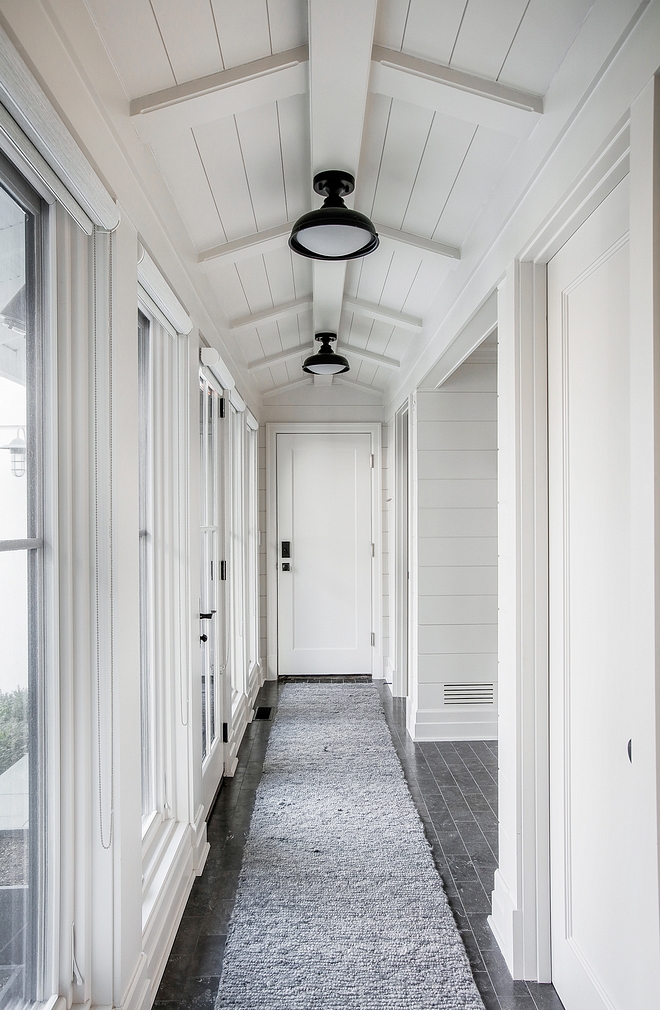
xmin=215 ymin=684 xmax=485 ymax=1009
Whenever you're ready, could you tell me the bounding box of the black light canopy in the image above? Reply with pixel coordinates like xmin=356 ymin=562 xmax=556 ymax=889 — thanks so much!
xmin=302 ymin=332 xmax=350 ymax=375
xmin=289 ymin=172 xmax=379 ymax=261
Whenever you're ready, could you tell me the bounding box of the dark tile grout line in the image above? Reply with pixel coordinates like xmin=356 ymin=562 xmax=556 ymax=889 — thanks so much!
xmin=155 ymin=680 xmax=564 ymax=1010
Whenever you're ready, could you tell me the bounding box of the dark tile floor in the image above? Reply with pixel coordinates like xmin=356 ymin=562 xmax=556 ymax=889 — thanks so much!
xmin=154 ymin=679 xmax=565 ymax=1010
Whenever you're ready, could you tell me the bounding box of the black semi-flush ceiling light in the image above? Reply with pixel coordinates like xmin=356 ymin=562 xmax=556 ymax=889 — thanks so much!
xmin=302 ymin=332 xmax=350 ymax=374
xmin=289 ymin=171 xmax=379 ymax=261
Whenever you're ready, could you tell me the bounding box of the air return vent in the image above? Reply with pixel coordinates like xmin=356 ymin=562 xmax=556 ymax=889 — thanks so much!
xmin=443 ymin=682 xmax=495 ymax=706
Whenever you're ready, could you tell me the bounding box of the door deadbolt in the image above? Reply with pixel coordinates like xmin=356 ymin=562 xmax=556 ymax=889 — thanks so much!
xmin=281 ymin=541 xmax=291 ymax=558
xmin=281 ymin=562 xmax=291 ymax=572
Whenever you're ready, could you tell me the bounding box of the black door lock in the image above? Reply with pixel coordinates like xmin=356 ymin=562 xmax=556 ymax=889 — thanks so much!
xmin=281 ymin=563 xmax=290 ymax=571
xmin=200 ymin=634 xmax=208 ymax=643
xmin=281 ymin=541 xmax=291 ymax=558
xmin=200 ymin=611 xmax=216 ymax=619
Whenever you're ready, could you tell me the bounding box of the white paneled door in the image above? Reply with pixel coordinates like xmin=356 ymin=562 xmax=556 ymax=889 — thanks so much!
xmin=276 ymin=432 xmax=373 ymax=676
xmin=548 ymin=177 xmax=653 ymax=1008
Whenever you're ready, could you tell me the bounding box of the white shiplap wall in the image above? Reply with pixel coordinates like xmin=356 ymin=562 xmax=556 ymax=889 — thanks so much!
xmin=409 ymin=341 xmax=497 ymax=740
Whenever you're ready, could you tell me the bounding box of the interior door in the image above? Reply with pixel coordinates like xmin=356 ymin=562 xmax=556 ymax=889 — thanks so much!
xmin=548 ymin=178 xmax=640 ymax=1009
xmin=199 ymin=373 xmax=225 ymax=812
xmin=277 ymin=432 xmax=373 ymax=675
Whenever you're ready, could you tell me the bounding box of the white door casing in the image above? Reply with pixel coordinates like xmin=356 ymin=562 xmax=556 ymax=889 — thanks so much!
xmin=276 ymin=432 xmax=372 ymax=676
xmin=548 ymin=176 xmax=656 ymax=1009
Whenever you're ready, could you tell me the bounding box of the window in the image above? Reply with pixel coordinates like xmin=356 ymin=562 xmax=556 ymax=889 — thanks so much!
xmin=137 ymin=311 xmax=153 ymax=819
xmin=245 ymin=421 xmax=259 ymax=685
xmin=0 ymin=157 xmax=46 ymax=1007
xmin=228 ymin=404 xmax=245 ymax=706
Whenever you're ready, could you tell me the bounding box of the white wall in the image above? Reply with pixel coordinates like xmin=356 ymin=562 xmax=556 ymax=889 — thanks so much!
xmin=406 ymin=341 xmax=498 ymax=741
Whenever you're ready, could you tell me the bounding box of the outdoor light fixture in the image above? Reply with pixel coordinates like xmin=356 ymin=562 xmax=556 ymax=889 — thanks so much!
xmin=0 ymin=426 xmax=26 ymax=477
xmin=302 ymin=333 xmax=350 ymax=375
xmin=289 ymin=172 xmax=379 ymax=261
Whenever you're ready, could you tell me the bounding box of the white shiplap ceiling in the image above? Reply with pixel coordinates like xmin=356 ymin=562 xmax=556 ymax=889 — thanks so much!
xmin=86 ymin=0 xmax=593 ymax=400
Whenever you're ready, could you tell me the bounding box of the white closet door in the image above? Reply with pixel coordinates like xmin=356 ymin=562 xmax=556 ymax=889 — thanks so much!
xmin=548 ymin=177 xmax=643 ymax=1009
xmin=276 ymin=432 xmax=373 ymax=676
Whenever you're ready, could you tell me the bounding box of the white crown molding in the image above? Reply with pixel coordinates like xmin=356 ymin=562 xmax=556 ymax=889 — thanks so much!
xmin=0 ymin=24 xmax=119 ymax=229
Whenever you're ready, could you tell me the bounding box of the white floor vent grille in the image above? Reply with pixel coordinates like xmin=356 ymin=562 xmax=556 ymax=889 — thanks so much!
xmin=443 ymin=682 xmax=495 ymax=706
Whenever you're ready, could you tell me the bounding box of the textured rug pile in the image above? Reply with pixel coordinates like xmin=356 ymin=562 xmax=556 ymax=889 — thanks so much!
xmin=215 ymin=684 xmax=484 ymax=1009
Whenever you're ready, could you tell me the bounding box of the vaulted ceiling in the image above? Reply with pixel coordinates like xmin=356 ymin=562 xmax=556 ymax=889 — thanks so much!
xmin=85 ymin=0 xmax=594 ymax=401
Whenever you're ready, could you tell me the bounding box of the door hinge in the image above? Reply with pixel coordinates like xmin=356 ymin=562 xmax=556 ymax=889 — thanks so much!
xmin=220 ymin=560 xmax=227 ymax=580
xmin=371 ymin=632 xmax=375 ymax=647
xmin=370 ymin=453 xmax=374 ymax=468
xmin=222 ymin=722 xmax=228 ymax=743
xmin=219 ymin=396 xmax=225 ymax=418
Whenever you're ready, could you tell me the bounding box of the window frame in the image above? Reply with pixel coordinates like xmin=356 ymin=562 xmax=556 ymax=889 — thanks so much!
xmin=0 ymin=151 xmax=50 ymax=1006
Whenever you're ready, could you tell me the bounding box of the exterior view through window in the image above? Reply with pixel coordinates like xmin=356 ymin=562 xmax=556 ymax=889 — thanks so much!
xmin=0 ymin=161 xmax=45 ymax=1007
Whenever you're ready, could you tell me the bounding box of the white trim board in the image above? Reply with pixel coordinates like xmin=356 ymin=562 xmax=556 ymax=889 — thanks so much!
xmin=265 ymin=422 xmax=383 ymax=682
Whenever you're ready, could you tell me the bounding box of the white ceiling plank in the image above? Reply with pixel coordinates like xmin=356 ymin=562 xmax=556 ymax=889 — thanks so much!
xmin=86 ymin=0 xmax=176 ymax=98
xmin=354 ymin=245 xmax=396 ymax=307
xmin=193 ymin=116 xmax=258 ymax=241
xmin=267 ymin=0 xmax=308 ymax=52
xmin=277 ymin=313 xmax=309 ymax=351
xmin=449 ymin=0 xmax=530 ymax=82
xmin=239 ymin=330 xmax=265 ymax=365
xmin=363 ymin=318 xmax=398 ymax=356
xmin=253 ymin=320 xmax=284 ymax=359
xmin=198 ymin=222 xmax=290 ymax=264
xmin=209 ymin=0 xmax=273 ymax=69
xmin=343 ymin=295 xmax=422 ymax=332
xmin=268 ymin=360 xmax=291 ymax=386
xmin=355 ymin=92 xmax=393 ymax=218
xmin=370 ymin=47 xmax=543 ymax=138
xmin=497 ymin=0 xmax=594 ymax=95
xmin=207 ymin=260 xmax=252 ymax=319
xmin=373 ymin=0 xmax=411 ymax=52
xmin=234 ymin=256 xmax=275 ymax=316
xmin=291 ymin=252 xmax=313 ymax=301
xmin=399 ymin=111 xmax=477 ymax=240
xmin=262 ymin=244 xmax=303 ymax=307
xmin=130 ymin=48 xmax=309 ymax=141
xmin=354 ymin=358 xmax=379 ymax=386
xmin=376 ymin=224 xmax=460 ymax=260
xmin=342 ymin=311 xmax=373 ymax=351
xmin=150 ymin=0 xmax=222 ymax=85
xmin=401 ymin=258 xmax=453 ymax=317
xmin=399 ymin=0 xmax=468 ymax=66
xmin=371 ymin=99 xmax=436 ymax=229
xmin=234 ymin=104 xmax=288 ymax=231
xmin=150 ymin=130 xmax=224 ymax=250
xmin=278 ymin=92 xmax=312 ymax=224
xmin=230 ymin=296 xmax=312 ymax=332
xmin=432 ymin=125 xmax=517 ymax=248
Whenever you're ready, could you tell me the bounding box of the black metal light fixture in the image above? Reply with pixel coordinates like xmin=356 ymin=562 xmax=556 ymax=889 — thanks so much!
xmin=289 ymin=171 xmax=379 ymax=261
xmin=302 ymin=333 xmax=350 ymax=375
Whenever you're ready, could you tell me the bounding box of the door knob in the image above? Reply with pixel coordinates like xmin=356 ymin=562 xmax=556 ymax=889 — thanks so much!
xmin=200 ymin=611 xmax=216 ymax=619
xmin=200 ymin=634 xmax=208 ymax=643
xmin=281 ymin=563 xmax=290 ymax=572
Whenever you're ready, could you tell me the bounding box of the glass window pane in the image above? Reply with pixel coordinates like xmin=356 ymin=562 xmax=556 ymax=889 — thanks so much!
xmin=0 ymin=189 xmax=27 ymax=541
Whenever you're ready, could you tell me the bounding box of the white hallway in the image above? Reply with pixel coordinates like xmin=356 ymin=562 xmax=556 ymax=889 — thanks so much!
xmin=0 ymin=1 xmax=658 ymax=1009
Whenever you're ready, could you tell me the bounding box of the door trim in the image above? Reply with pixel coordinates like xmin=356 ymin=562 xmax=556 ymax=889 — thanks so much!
xmin=266 ymin=422 xmax=383 ymax=681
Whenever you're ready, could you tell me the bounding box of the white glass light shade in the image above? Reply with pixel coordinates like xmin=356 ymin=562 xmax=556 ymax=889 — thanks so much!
xmin=294 ymin=223 xmax=374 ymax=258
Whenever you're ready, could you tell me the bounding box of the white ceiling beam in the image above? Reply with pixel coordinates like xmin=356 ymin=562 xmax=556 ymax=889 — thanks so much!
xmin=309 ymin=0 xmax=379 ymax=335
xmin=248 ymin=340 xmax=399 ymax=373
xmin=230 ymin=297 xmax=312 ymax=333
xmin=343 ymin=296 xmax=422 ymax=333
xmin=130 ymin=47 xmax=309 ymax=141
xmin=340 ymin=344 xmax=400 ymax=370
xmin=198 ymin=220 xmax=458 ymax=266
xmin=198 ymin=223 xmax=291 ymax=266
xmin=371 ymin=46 xmax=543 ymax=138
xmin=248 ymin=345 xmax=308 ymax=373
xmin=375 ymin=224 xmax=460 ymax=261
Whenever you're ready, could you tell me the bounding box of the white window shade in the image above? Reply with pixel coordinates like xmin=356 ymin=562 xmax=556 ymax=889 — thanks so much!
xmin=200 ymin=346 xmax=235 ymax=390
xmin=0 ymin=24 xmax=119 ymax=231
xmin=137 ymin=244 xmax=193 ymax=335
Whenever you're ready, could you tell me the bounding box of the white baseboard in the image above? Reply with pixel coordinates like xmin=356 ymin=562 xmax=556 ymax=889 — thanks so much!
xmin=489 ymin=869 xmax=524 ymax=978
xmin=409 ymin=706 xmax=498 ymax=741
